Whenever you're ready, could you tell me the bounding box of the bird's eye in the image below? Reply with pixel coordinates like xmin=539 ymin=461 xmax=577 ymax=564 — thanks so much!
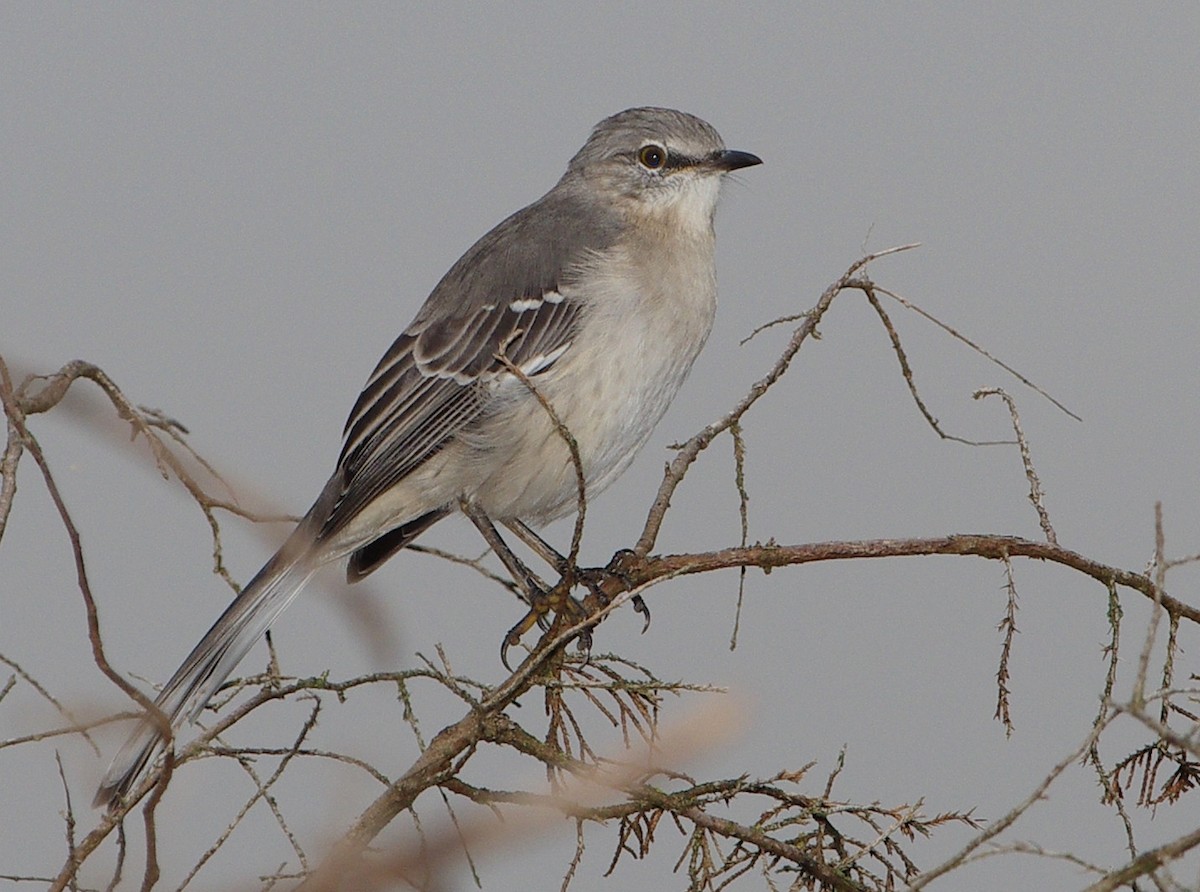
xmin=637 ymin=144 xmax=667 ymax=170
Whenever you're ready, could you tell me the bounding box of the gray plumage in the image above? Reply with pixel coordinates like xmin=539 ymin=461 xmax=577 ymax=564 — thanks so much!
xmin=94 ymin=107 xmax=760 ymax=808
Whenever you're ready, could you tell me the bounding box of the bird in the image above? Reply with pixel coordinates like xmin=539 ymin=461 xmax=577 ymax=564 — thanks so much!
xmin=94 ymin=106 xmax=761 ymax=808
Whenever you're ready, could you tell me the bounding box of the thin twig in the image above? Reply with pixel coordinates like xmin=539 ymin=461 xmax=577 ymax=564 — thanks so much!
xmin=975 ymin=388 xmax=1057 ymax=545
xmin=864 ymin=288 xmax=1010 ymax=446
xmin=0 ymin=654 xmax=101 ymax=755
xmin=55 ymin=752 xmax=78 ymax=892
xmin=1079 ymin=824 xmax=1200 ymax=892
xmin=909 ymin=717 xmax=1109 ymax=889
xmin=494 ymin=342 xmax=588 ymax=571
xmin=1134 ymin=504 xmax=1168 ymax=709
xmin=1087 ymin=579 xmax=1140 ymax=861
xmin=874 ymin=287 xmax=1082 ymax=422
xmin=729 ymin=421 xmax=750 ymax=650
xmin=636 ymin=245 xmax=920 ymax=558
xmin=994 ymin=554 xmax=1018 ymax=736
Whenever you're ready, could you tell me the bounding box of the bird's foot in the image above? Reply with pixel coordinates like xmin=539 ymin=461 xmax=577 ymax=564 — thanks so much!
xmin=499 ymin=550 xmax=648 ymax=669
xmin=577 ymin=549 xmax=650 ymax=632
xmin=500 ymin=578 xmax=590 ymax=670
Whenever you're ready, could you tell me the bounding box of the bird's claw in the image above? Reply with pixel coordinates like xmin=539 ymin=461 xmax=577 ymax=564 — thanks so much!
xmin=632 ymin=593 xmax=651 ymax=633
xmin=499 ymin=550 xmax=645 ymax=668
xmin=499 ymin=579 xmax=590 ymax=670
xmin=500 ymin=606 xmax=542 ymax=671
xmin=606 ymin=548 xmax=640 ymax=582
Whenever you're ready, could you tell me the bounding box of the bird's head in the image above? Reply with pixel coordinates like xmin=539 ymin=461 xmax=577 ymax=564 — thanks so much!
xmin=562 ymin=107 xmax=761 ymax=232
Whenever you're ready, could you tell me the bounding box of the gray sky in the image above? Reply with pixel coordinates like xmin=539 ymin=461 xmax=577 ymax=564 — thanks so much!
xmin=4 ymin=4 xmax=1200 ymax=890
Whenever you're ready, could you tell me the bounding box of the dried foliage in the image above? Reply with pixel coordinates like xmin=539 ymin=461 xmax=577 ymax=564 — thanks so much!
xmin=3 ymin=250 xmax=1199 ymax=891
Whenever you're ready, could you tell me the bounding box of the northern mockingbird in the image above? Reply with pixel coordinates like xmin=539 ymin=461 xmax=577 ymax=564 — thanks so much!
xmin=95 ymin=106 xmax=760 ymax=808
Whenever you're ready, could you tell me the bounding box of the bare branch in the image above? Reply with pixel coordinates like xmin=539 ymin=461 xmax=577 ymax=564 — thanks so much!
xmin=9 ymin=242 xmax=1200 ymax=892
xmin=864 ymin=287 xmax=1010 ymax=446
xmin=994 ymin=554 xmax=1019 ymax=736
xmin=604 ymin=535 xmax=1200 ymax=627
xmin=975 ymin=388 xmax=1058 ymax=545
xmin=875 ymin=286 xmax=1082 ymax=422
xmin=1080 ymin=824 xmax=1200 ymax=892
xmin=635 ymin=245 xmax=920 ymax=558
xmin=910 ymin=716 xmax=1109 ymax=889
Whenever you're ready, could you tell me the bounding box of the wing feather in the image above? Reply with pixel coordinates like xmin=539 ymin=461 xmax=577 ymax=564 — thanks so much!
xmin=319 ymin=187 xmax=622 ymax=542
xmin=324 ymin=288 xmax=586 ymax=538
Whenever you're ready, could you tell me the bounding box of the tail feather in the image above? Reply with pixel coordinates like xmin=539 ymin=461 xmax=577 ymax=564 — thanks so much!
xmin=94 ymin=552 xmax=319 ymax=809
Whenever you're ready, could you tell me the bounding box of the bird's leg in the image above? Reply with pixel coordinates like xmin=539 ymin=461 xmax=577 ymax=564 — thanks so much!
xmin=503 ymin=520 xmax=649 ymax=634
xmin=462 ymin=503 xmax=584 ymax=667
xmin=501 ymin=518 xmax=593 ymax=617
xmin=461 ymin=502 xmax=547 ymax=605
xmin=501 ymin=518 xmax=594 ymax=642
xmin=502 ymin=519 xmax=572 ymax=577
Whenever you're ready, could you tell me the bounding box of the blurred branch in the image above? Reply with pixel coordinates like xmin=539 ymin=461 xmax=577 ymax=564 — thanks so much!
xmin=6 ymin=246 xmax=1200 ymax=891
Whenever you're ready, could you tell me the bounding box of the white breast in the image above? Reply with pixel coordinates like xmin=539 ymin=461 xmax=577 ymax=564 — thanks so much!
xmin=458 ymin=235 xmax=718 ymax=524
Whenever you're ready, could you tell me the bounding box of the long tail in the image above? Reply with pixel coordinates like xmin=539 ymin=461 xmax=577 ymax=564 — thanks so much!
xmin=94 ymin=547 xmax=320 ymax=808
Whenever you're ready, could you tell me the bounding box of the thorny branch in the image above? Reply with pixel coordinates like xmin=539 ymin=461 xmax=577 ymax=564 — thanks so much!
xmin=4 ymin=249 xmax=1200 ymax=891
xmin=634 ymin=244 xmax=919 ymax=559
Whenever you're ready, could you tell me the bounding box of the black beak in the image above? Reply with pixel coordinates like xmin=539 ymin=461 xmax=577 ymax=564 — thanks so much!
xmin=713 ymin=149 xmax=763 ymax=171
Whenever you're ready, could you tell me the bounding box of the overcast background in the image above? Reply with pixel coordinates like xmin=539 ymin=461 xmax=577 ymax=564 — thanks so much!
xmin=4 ymin=4 xmax=1200 ymax=890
